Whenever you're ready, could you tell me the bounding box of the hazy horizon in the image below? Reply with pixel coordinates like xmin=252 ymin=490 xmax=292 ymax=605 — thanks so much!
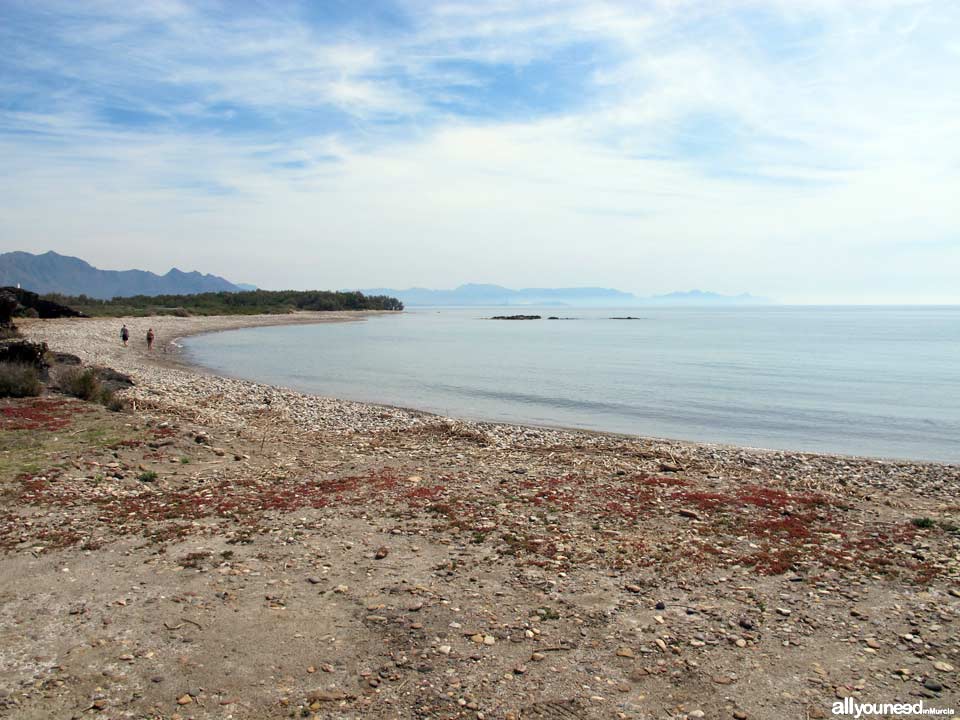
xmin=2 ymin=1 xmax=958 ymax=304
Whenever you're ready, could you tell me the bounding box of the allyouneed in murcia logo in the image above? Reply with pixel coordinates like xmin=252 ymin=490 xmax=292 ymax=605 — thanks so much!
xmin=833 ymin=698 xmax=955 ymax=717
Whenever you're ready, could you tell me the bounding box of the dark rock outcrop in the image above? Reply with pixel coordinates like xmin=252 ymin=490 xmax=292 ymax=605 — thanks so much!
xmin=490 ymin=315 xmax=542 ymax=320
xmin=92 ymin=366 xmax=135 ymax=393
xmin=0 ymin=286 xmax=87 ymax=327
xmin=0 ymin=338 xmax=50 ymax=370
xmin=49 ymin=352 xmax=82 ymax=366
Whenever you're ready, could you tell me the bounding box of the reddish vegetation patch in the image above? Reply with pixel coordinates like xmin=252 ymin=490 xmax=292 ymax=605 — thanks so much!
xmin=403 ymin=484 xmax=447 ymax=507
xmin=737 ymin=485 xmax=829 ymax=509
xmin=672 ymin=491 xmax=732 ymax=510
xmin=0 ymin=460 xmax=946 ymax=585
xmin=0 ymin=399 xmax=87 ymax=432
xmin=640 ymin=476 xmax=691 ymax=488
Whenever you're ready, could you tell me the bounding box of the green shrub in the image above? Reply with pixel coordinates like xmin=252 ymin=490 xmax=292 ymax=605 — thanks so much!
xmin=911 ymin=517 xmax=935 ymax=529
xmin=0 ymin=362 xmax=42 ymax=397
xmin=56 ymin=367 xmax=125 ymax=411
xmin=58 ymin=367 xmax=101 ymax=401
xmin=138 ymin=470 xmax=158 ymax=482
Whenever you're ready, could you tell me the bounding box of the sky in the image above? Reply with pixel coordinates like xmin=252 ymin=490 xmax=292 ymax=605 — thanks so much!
xmin=1 ymin=0 xmax=958 ymax=303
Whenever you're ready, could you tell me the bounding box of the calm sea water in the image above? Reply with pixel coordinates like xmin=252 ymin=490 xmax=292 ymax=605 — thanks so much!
xmin=185 ymin=307 xmax=960 ymax=463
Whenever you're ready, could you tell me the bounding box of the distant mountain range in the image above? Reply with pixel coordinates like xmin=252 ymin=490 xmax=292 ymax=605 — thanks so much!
xmin=357 ymin=283 xmax=771 ymax=307
xmin=0 ymin=251 xmax=252 ymax=299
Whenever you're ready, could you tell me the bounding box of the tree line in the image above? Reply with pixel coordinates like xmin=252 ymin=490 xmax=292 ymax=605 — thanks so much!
xmin=39 ymin=289 xmax=404 ymax=317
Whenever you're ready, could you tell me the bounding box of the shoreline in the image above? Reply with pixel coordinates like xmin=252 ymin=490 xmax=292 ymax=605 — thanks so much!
xmin=21 ymin=311 xmax=959 ymax=470
xmin=178 ymin=313 xmax=956 ymax=469
xmin=6 ymin=313 xmax=960 ymax=718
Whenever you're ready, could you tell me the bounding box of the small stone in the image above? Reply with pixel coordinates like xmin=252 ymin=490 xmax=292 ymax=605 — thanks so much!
xmin=934 ymin=661 xmax=954 ymax=672
xmin=776 ymin=608 xmax=791 ymax=617
xmin=923 ymin=678 xmax=943 ymax=692
xmin=616 ymin=647 xmax=635 ymax=658
xmin=375 ymin=547 xmax=389 ymax=559
xmin=333 ymin=585 xmax=348 ymax=594
xmin=471 ymin=634 xmax=485 ymax=644
xmin=865 ymin=639 xmax=881 ymax=649
xmin=530 ymin=652 xmax=545 ymax=662
xmin=625 ymin=584 xmax=642 ymax=593
xmin=678 ymin=508 xmax=700 ymax=520
xmin=733 ymin=712 xmax=748 ymax=720
xmin=735 ymin=639 xmax=748 ymax=648
xmin=438 ymin=645 xmax=452 ymax=655
xmin=177 ymin=694 xmax=192 ymax=705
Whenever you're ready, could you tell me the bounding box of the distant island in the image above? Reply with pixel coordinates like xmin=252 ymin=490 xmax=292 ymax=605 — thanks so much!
xmin=0 ymin=250 xmax=255 ymax=299
xmin=357 ymin=283 xmax=772 ymax=307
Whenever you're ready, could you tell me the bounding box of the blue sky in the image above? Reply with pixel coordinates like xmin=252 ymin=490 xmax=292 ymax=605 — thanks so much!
xmin=1 ymin=0 xmax=958 ymax=302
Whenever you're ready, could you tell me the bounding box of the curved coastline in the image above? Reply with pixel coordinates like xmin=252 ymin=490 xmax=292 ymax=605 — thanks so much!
xmin=20 ymin=313 xmax=960 ymax=472
xmin=11 ymin=312 xmax=960 ymax=718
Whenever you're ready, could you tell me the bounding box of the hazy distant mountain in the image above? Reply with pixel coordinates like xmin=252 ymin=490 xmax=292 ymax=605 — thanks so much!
xmin=0 ymin=250 xmax=247 ymax=299
xmin=357 ymin=283 xmax=771 ymax=307
xmin=646 ymin=290 xmax=771 ymax=305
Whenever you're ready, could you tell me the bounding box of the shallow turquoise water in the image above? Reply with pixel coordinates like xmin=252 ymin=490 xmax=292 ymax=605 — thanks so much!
xmin=185 ymin=306 xmax=960 ymax=463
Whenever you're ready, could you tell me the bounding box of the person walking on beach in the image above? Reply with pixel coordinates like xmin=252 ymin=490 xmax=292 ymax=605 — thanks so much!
xmin=120 ymin=324 xmax=129 ymax=347
xmin=146 ymin=328 xmax=155 ymax=351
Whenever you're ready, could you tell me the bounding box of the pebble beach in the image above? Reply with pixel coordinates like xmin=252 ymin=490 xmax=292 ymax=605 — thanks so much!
xmin=1 ymin=313 xmax=958 ymax=719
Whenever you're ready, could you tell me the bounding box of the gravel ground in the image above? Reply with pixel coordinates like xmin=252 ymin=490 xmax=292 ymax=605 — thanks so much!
xmin=0 ymin=314 xmax=956 ymax=720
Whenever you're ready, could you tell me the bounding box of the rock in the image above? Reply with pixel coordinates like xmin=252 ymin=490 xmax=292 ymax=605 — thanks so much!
xmin=616 ymin=647 xmax=635 ymax=658
xmin=733 ymin=712 xmax=748 ymax=720
xmin=0 ymin=338 xmax=49 ymax=370
xmin=934 ymin=661 xmax=954 ymax=672
xmin=49 ymin=351 xmax=81 ymax=366
xmin=865 ymin=638 xmax=881 ymax=649
xmin=375 ymin=546 xmax=389 ymax=559
xmin=738 ymin=617 xmax=754 ymax=630
xmin=307 ymin=689 xmax=355 ymax=702
xmin=176 ymin=694 xmax=193 ymax=705
xmin=92 ymin=366 xmax=134 ymax=392
xmin=490 ymin=315 xmax=541 ymax=320
xmin=678 ymin=508 xmax=700 ymax=519
xmin=438 ymin=645 xmax=452 ymax=655
xmin=923 ymin=678 xmax=943 ymax=692
xmin=776 ymin=608 xmax=791 ymax=617
xmin=0 ymin=287 xmax=86 ymax=323
xmin=625 ymin=584 xmax=642 ymax=593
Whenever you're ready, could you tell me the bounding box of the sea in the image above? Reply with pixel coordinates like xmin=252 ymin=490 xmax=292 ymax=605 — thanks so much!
xmin=184 ymin=306 xmax=960 ymax=463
